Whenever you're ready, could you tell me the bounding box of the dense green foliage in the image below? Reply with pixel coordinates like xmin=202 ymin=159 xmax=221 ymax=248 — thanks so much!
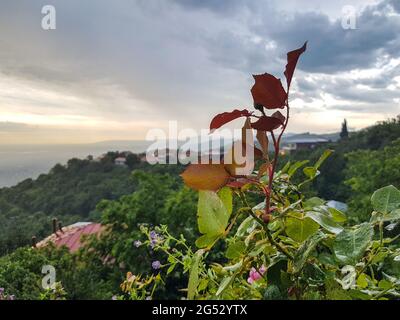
xmin=120 ymin=156 xmax=400 ymax=300
xmin=0 ymin=151 xmax=185 ymax=255
xmin=284 ymin=117 xmax=400 ymax=213
xmin=1 ymin=118 xmax=400 ymax=300
xmin=345 ymin=140 xmax=400 ymax=221
xmin=87 ymin=170 xmax=198 ymax=299
xmin=0 ymin=245 xmax=115 ymax=300
xmin=0 ymin=170 xmax=197 ymax=300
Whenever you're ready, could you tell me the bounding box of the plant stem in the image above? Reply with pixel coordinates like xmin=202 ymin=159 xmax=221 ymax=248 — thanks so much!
xmin=265 ymin=102 xmax=290 ymax=216
xmin=238 ymin=191 xmax=293 ymax=260
xmin=373 ymin=287 xmax=392 ymax=300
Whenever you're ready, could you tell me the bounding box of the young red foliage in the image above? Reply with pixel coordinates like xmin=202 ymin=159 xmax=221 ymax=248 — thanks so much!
xmin=250 ymin=73 xmax=287 ymax=109
xmin=180 ymin=164 xmax=230 ymax=191
xmin=182 ymin=42 xmax=307 ymax=198
xmin=271 ymin=111 xmax=286 ymax=124
xmin=256 ymin=130 xmax=268 ymax=157
xmin=226 ymin=178 xmax=257 ymax=189
xmin=251 ymin=115 xmax=284 ymax=132
xmin=284 ymin=41 xmax=307 ymax=90
xmin=209 ymin=109 xmax=252 ymax=132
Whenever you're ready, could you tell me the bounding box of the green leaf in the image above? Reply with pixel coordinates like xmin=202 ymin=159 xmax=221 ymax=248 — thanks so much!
xmin=249 ymin=242 xmax=268 ymax=257
xmin=371 ymin=251 xmax=388 ymax=263
xmin=223 ymin=260 xmax=243 ymax=272
xmin=318 ymin=252 xmax=336 ymax=266
xmin=263 ymin=285 xmax=284 ymax=300
xmin=196 ymin=190 xmax=232 ymax=248
xmin=197 ymin=279 xmax=209 ymax=292
xmin=235 ymin=216 xmax=255 ymax=237
xmin=252 ymin=201 xmax=266 ymax=212
xmin=187 ymin=249 xmax=204 ymax=300
xmin=328 ymin=207 xmax=347 ymax=223
xmin=195 ymin=234 xmax=219 ymax=248
xmin=167 ymin=263 xmax=176 ymax=275
xmin=333 ymin=223 xmax=374 ymax=265
xmin=314 ymin=149 xmax=333 ymax=169
xmin=348 ymin=289 xmax=371 ymax=300
xmin=288 ymin=160 xmax=309 ymax=177
xmin=371 ymin=185 xmax=400 ymax=214
xmin=225 ymin=241 xmax=246 ymax=259
xmin=216 ymin=276 xmax=233 ymax=296
xmin=378 ymin=279 xmax=392 ymax=290
xmin=372 ymin=209 xmax=400 ymax=223
xmin=306 ymin=210 xmax=343 ymax=234
xmin=302 ymin=150 xmax=333 ymax=181
xmin=293 ymin=231 xmax=327 ymax=273
xmin=218 ymin=187 xmax=233 ymax=216
xmin=285 ymin=212 xmax=319 ymax=242
xmin=384 ymin=209 xmax=400 ymax=221
xmin=304 ymin=197 xmax=325 ymax=209
xmin=281 ymin=161 xmax=291 ymax=174
xmin=356 ymin=273 xmax=369 ymax=289
xmin=267 ymin=259 xmax=287 ymax=288
xmin=325 ymin=279 xmax=352 ymax=300
xmin=303 ymin=167 xmax=319 ymax=179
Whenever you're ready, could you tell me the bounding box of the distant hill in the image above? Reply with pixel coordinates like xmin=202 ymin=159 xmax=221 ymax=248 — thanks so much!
xmin=0 ymin=151 xmax=185 ymax=256
xmin=0 ymin=156 xmax=123 ymax=255
xmin=281 ymin=132 xmax=341 ymax=144
xmin=0 ymin=141 xmax=152 ymax=188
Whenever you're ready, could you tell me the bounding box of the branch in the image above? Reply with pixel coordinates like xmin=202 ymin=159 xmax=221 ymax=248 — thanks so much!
xmin=265 ymin=102 xmax=290 ymax=216
xmin=238 ymin=191 xmax=293 ymax=260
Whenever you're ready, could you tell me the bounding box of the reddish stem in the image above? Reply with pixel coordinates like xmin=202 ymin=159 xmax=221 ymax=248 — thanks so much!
xmin=265 ymin=102 xmax=290 ymax=216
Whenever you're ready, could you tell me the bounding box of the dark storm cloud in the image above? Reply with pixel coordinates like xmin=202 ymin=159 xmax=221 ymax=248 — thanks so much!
xmin=249 ymin=1 xmax=400 ymax=74
xmin=173 ymin=0 xmax=247 ymax=14
xmin=297 ymin=73 xmax=400 ymax=109
xmin=0 ymin=0 xmax=399 ymax=139
xmin=388 ymin=0 xmax=400 ymax=13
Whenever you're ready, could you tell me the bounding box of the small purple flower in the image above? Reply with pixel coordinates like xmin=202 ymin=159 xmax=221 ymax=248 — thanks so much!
xmin=150 ymin=239 xmax=157 ymax=249
xmin=149 ymin=231 xmax=158 ymax=239
xmin=0 ymin=288 xmax=4 ymax=295
xmin=133 ymin=240 xmax=142 ymax=248
xmin=111 ymin=295 xmax=117 ymax=300
xmin=152 ymin=260 xmax=161 ymax=270
xmin=259 ymin=265 xmax=267 ymax=274
xmin=146 ymin=296 xmax=152 ymax=300
xmin=8 ymin=295 xmax=15 ymax=301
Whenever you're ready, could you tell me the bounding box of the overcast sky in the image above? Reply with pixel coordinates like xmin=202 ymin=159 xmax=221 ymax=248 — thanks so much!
xmin=0 ymin=0 xmax=399 ymax=144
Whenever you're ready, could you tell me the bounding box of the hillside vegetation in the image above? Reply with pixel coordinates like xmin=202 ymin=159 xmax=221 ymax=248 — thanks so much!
xmin=0 ymin=151 xmax=183 ymax=255
xmin=284 ymin=117 xmax=400 ymax=221
xmin=1 ymin=117 xmax=400 ymax=300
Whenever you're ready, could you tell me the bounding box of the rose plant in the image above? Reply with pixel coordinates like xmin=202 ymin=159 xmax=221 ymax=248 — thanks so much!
xmin=118 ymin=43 xmax=400 ymax=300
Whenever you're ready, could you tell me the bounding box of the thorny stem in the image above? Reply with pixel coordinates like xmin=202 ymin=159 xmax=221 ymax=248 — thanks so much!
xmin=265 ymin=101 xmax=290 ymax=216
xmin=238 ymin=191 xmax=293 ymax=260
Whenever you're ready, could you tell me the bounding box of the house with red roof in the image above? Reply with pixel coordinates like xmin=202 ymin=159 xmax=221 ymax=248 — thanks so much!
xmin=35 ymin=221 xmax=103 ymax=252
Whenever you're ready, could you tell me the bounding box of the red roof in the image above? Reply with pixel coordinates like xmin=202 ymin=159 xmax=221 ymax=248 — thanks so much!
xmin=37 ymin=222 xmax=103 ymax=252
